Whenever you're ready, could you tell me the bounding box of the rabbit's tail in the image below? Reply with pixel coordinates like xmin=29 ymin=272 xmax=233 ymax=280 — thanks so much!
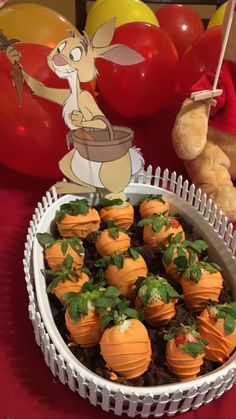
xmin=129 ymin=146 xmax=145 ymax=175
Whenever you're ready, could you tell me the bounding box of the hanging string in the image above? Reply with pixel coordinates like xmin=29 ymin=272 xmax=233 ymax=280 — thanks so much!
xmin=207 ymin=0 xmax=236 ymax=117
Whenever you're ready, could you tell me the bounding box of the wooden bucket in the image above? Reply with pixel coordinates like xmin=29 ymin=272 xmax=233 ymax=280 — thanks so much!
xmin=67 ymin=115 xmax=133 ymax=162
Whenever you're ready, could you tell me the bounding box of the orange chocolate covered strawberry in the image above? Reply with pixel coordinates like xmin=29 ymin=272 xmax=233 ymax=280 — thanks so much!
xmin=197 ymin=303 xmax=236 ymax=363
xmin=165 ymin=325 xmax=207 ymax=381
xmin=162 ymin=233 xmax=208 ymax=282
xmin=43 ymin=255 xmax=89 ymax=304
xmin=139 ymin=194 xmax=169 ymax=219
xmin=64 ymin=281 xmax=120 ymax=348
xmin=56 ymin=199 xmax=100 ymax=239
xmin=100 ymin=299 xmax=152 ymax=379
xmin=95 ymin=223 xmax=131 ymax=256
xmin=138 ymin=213 xmax=185 ymax=252
xmin=37 ymin=232 xmax=84 ymax=271
xmin=99 ymin=197 xmax=134 ymax=230
xmin=98 ymin=248 xmax=148 ymax=299
xmin=180 ymin=260 xmax=223 ymax=312
xmin=135 ymin=275 xmax=182 ymax=325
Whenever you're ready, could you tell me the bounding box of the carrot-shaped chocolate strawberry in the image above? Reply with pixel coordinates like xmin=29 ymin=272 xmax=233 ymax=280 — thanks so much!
xmin=0 ymin=33 xmax=23 ymax=106
xmin=197 ymin=302 xmax=236 ymax=363
xmin=99 ymin=299 xmax=152 ymax=379
xmin=135 ymin=275 xmax=182 ymax=325
xmin=37 ymin=232 xmax=84 ymax=271
xmin=165 ymin=324 xmax=207 ymax=381
xmin=99 ymin=196 xmax=134 ymax=230
xmin=96 ymin=248 xmax=148 ymax=299
xmin=161 ymin=232 xmax=208 ymax=281
xmin=64 ymin=281 xmax=120 ymax=348
xmin=139 ymin=194 xmax=169 ymax=219
xmin=43 ymin=254 xmax=89 ymax=304
xmin=179 ymin=259 xmax=223 ymax=312
xmin=94 ymin=222 xmax=131 ymax=256
xmin=56 ymin=199 xmax=100 ymax=238
xmin=138 ymin=213 xmax=185 ymax=252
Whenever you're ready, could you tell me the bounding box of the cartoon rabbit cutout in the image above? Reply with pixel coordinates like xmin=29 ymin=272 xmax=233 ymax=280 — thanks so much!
xmin=6 ymin=18 xmax=145 ymax=197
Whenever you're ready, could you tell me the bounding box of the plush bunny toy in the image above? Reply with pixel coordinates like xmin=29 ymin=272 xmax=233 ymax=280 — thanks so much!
xmin=172 ymin=0 xmax=236 ymax=221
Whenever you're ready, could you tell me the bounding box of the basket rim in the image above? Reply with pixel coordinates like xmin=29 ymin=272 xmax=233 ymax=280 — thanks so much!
xmin=30 ymin=180 xmax=236 ymax=398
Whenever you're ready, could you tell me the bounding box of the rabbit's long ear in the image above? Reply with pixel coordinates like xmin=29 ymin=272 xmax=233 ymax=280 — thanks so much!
xmin=94 ymin=44 xmax=144 ymax=65
xmin=91 ymin=17 xmax=116 ymax=48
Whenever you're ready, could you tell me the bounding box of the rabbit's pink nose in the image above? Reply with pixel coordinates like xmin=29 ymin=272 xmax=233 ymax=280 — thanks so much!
xmin=53 ymin=54 xmax=67 ymax=66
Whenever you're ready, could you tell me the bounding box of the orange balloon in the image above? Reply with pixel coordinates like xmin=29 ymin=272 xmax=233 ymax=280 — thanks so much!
xmin=0 ymin=3 xmax=78 ymax=48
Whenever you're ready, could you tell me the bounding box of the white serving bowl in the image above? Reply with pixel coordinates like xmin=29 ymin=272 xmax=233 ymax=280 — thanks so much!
xmin=23 ymin=166 xmax=236 ymax=418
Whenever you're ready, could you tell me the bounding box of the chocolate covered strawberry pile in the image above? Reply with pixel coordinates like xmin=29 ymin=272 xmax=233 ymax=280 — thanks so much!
xmin=38 ymin=195 xmax=235 ymax=386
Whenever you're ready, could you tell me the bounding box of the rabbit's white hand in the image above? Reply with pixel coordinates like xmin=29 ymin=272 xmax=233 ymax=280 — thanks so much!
xmin=69 ymin=110 xmax=83 ymax=127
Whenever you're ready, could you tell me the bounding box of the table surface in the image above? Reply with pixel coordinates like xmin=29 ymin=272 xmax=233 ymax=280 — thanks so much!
xmin=1 ymin=94 xmax=236 ymax=419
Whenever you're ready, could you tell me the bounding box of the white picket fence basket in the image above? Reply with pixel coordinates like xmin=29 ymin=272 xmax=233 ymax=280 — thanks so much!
xmin=23 ymin=166 xmax=236 ymax=418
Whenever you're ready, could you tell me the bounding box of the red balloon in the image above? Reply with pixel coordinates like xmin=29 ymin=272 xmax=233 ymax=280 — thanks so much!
xmin=0 ymin=43 xmax=95 ymax=178
xmin=96 ymin=22 xmax=179 ymax=119
xmin=156 ymin=4 xmax=205 ymax=60
xmin=179 ymin=26 xmax=222 ymax=98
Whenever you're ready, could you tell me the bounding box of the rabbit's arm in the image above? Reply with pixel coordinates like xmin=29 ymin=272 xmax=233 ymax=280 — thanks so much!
xmin=71 ymin=90 xmax=107 ymax=129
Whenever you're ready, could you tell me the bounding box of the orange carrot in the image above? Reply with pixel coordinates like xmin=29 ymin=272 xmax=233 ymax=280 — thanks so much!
xmin=165 ymin=325 xmax=206 ymax=381
xmin=180 ymin=260 xmax=223 ymax=312
xmin=100 ymin=300 xmax=152 ymax=379
xmin=37 ymin=233 xmax=84 ymax=271
xmin=197 ymin=303 xmax=236 ymax=363
xmin=138 ymin=214 xmax=185 ymax=252
xmin=95 ymin=224 xmax=131 ymax=256
xmin=139 ymin=194 xmax=169 ymax=218
xmin=135 ymin=275 xmax=181 ymax=325
xmin=99 ymin=197 xmax=134 ymax=229
xmin=56 ymin=199 xmax=100 ymax=238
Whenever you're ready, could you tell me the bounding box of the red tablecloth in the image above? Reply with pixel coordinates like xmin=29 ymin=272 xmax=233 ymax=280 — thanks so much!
xmin=1 ymin=95 xmax=236 ymax=419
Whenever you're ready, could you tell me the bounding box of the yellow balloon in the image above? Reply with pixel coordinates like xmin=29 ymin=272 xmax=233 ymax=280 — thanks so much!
xmin=88 ymin=0 xmax=106 ymax=15
xmin=85 ymin=0 xmax=159 ymax=37
xmin=0 ymin=3 xmax=79 ymax=49
xmin=207 ymin=1 xmax=228 ymax=29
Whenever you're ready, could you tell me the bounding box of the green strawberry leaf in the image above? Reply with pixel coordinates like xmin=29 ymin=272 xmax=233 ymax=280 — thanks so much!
xmin=113 ymin=253 xmax=124 ymax=269
xmin=103 ymin=287 xmax=121 ymax=298
xmin=183 ymin=240 xmax=208 ymax=253
xmin=162 ymin=245 xmax=175 ymax=265
xmin=36 ymin=232 xmax=55 ymax=248
xmin=61 ymin=241 xmax=68 ymax=255
xmin=64 ymin=254 xmax=74 ymax=270
xmin=139 ymin=194 xmax=165 ymax=204
xmin=99 ymin=197 xmax=124 ymax=207
xmin=183 ymin=341 xmax=206 ymax=357
xmin=129 ymin=248 xmax=140 ymax=260
xmin=224 ymin=315 xmax=235 ymax=335
xmin=100 ymin=314 xmax=113 ymax=331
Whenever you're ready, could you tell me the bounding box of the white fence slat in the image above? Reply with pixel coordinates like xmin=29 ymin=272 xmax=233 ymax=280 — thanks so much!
xmin=153 ymin=167 xmax=161 ymax=187
xmin=102 ymin=386 xmax=113 ymax=412
xmin=162 ymin=168 xmax=169 ymax=189
xmin=187 ymin=184 xmax=195 ymax=205
xmin=145 ymin=165 xmax=153 ymax=185
xmin=49 ymin=344 xmax=58 ymax=376
xmin=153 ymin=393 xmax=170 ymax=417
xmin=169 ymin=171 xmax=177 ymax=193
xmin=167 ymin=390 xmax=183 ymax=416
xmin=57 ymin=354 xmax=67 ymax=384
xmin=66 ymin=363 xmax=76 ymax=392
xmin=194 ymin=189 xmax=202 ymax=210
xmin=176 ymin=175 xmax=183 ymax=197
xmin=127 ymin=393 xmax=139 ymax=417
xmin=219 ymin=216 xmax=228 ymax=238
xmin=76 ymin=372 xmax=87 ymax=398
xmin=140 ymin=395 xmax=154 ymax=417
xmin=182 ymin=179 xmax=189 ymax=201
xmin=89 ymin=380 xmax=98 ymax=406
xmin=225 ymin=223 xmax=233 ymax=246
